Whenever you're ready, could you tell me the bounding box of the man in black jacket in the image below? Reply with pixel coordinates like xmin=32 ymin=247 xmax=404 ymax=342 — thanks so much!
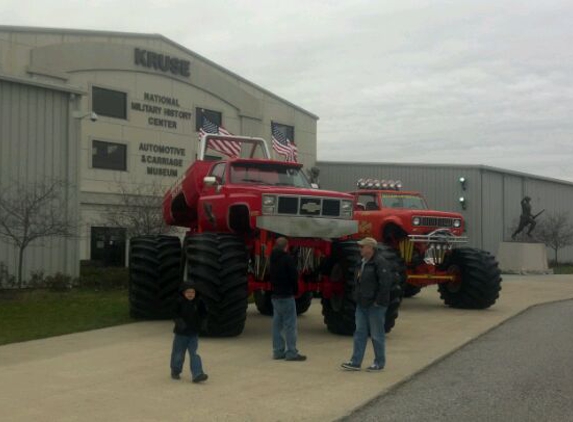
xmin=341 ymin=237 xmax=391 ymax=372
xmin=170 ymin=281 xmax=209 ymax=382
xmin=270 ymin=237 xmax=306 ymax=361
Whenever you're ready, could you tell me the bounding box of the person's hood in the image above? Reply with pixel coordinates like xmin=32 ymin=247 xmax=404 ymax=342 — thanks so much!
xmin=179 ymin=281 xmax=195 ymax=293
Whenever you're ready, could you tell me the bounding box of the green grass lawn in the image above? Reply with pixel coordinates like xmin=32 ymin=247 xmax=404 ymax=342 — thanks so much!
xmin=553 ymin=265 xmax=573 ymax=275
xmin=0 ymin=289 xmax=133 ymax=346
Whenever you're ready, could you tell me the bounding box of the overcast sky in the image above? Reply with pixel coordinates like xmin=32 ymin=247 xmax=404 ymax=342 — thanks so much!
xmin=2 ymin=0 xmax=572 ymax=181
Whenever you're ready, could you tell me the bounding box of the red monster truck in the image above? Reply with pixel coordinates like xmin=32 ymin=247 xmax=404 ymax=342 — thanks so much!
xmin=348 ymin=178 xmax=502 ymax=308
xmin=128 ymin=136 xmax=403 ymax=336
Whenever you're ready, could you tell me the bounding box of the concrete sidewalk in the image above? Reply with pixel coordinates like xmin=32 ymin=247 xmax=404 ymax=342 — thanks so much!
xmin=1 ymin=275 xmax=572 ymax=422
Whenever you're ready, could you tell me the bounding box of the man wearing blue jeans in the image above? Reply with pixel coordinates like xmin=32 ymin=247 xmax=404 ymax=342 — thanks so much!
xmin=341 ymin=237 xmax=391 ymax=372
xmin=270 ymin=237 xmax=306 ymax=361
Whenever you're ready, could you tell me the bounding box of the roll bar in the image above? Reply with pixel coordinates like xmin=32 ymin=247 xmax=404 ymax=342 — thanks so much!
xmin=198 ymin=134 xmax=271 ymax=160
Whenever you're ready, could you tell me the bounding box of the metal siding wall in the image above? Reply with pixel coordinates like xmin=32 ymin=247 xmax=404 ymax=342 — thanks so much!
xmin=481 ymin=171 xmax=504 ymax=253
xmin=0 ymin=79 xmax=78 ymax=283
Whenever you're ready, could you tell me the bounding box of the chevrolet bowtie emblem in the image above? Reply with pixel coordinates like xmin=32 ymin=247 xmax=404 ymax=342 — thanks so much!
xmin=301 ymin=202 xmax=321 ymax=213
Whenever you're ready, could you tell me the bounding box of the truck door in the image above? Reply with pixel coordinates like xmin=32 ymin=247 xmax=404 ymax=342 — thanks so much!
xmin=353 ymin=192 xmax=380 ymax=238
xmin=199 ymin=162 xmax=229 ymax=231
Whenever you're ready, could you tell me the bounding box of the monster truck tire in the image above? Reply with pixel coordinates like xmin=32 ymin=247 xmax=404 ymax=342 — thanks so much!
xmin=403 ymin=283 xmax=422 ymax=298
xmin=321 ymin=242 xmax=405 ymax=335
xmin=254 ymin=290 xmax=273 ymax=316
xmin=186 ymin=233 xmax=248 ymax=337
xmin=376 ymin=244 xmax=406 ymax=333
xmin=295 ymin=292 xmax=313 ymax=315
xmin=254 ymin=291 xmax=313 ymax=316
xmin=129 ymin=235 xmax=182 ymax=319
xmin=321 ymin=241 xmax=361 ymax=335
xmin=438 ymin=248 xmax=502 ymax=309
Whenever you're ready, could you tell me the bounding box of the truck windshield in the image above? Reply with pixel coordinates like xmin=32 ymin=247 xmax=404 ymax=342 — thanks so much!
xmin=230 ymin=163 xmax=311 ymax=188
xmin=380 ymin=194 xmax=428 ymax=210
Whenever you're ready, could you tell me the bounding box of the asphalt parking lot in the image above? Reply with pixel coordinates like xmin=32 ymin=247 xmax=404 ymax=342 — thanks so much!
xmin=343 ymin=299 xmax=573 ymax=422
xmin=0 ymin=275 xmax=572 ymax=422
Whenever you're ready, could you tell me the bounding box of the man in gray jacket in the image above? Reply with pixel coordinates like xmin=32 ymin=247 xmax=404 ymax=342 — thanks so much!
xmin=341 ymin=237 xmax=391 ymax=372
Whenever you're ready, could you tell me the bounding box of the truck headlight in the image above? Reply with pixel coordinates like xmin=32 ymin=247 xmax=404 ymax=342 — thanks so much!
xmin=412 ymin=217 xmax=421 ymax=226
xmin=262 ymin=195 xmax=276 ymax=214
xmin=341 ymin=200 xmax=353 ymax=218
xmin=453 ymin=219 xmax=462 ymax=228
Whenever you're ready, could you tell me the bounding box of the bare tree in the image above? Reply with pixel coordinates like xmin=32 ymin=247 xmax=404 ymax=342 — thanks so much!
xmin=103 ymin=181 xmax=175 ymax=238
xmin=535 ymin=212 xmax=573 ymax=265
xmin=0 ymin=179 xmax=75 ymax=287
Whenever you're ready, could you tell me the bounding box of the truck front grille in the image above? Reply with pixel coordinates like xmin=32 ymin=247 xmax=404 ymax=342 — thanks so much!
xmin=276 ymin=196 xmax=342 ymax=218
xmin=418 ymin=217 xmax=454 ymax=228
xmin=278 ymin=197 xmax=298 ymax=214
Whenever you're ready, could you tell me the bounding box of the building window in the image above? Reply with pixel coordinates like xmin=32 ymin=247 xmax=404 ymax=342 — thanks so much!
xmin=90 ymin=227 xmax=127 ymax=267
xmin=92 ymin=86 xmax=127 ymax=119
xmin=272 ymin=122 xmax=295 ymax=142
xmin=196 ymin=108 xmax=222 ymax=130
xmin=92 ymin=140 xmax=127 ymax=171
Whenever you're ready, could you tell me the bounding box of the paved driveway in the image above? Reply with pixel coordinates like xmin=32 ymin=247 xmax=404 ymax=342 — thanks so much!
xmin=0 ymin=275 xmax=572 ymax=421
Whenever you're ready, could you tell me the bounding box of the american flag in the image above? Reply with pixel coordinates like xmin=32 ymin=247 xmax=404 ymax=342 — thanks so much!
xmin=272 ymin=122 xmax=297 ymax=162
xmin=198 ymin=116 xmax=241 ymax=157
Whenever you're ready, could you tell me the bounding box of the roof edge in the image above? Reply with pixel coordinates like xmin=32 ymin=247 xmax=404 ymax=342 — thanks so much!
xmin=0 ymin=71 xmax=85 ymax=95
xmin=317 ymin=160 xmax=573 ymax=188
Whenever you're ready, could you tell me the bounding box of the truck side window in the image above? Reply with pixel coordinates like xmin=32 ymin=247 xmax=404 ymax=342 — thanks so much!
xmin=356 ymin=194 xmax=379 ymax=211
xmin=210 ymin=163 xmax=226 ymax=184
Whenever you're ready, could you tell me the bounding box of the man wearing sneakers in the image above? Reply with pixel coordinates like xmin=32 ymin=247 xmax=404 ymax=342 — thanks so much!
xmin=270 ymin=237 xmax=306 ymax=362
xmin=341 ymin=237 xmax=391 ymax=372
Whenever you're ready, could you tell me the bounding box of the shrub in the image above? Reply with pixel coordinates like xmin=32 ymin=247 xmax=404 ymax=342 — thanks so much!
xmin=44 ymin=272 xmax=75 ymax=292
xmin=0 ymin=262 xmax=15 ymax=288
xmin=79 ymin=265 xmax=129 ymax=290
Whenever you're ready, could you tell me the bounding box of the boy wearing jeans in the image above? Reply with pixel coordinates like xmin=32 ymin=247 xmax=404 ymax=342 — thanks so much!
xmin=170 ymin=281 xmax=208 ymax=383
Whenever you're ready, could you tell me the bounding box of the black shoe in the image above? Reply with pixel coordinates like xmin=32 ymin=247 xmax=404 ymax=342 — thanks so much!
xmin=171 ymin=373 xmax=181 ymax=380
xmin=192 ymin=373 xmax=208 ymax=383
xmin=341 ymin=362 xmax=361 ymax=371
xmin=285 ymin=354 xmax=307 ymax=361
xmin=273 ymin=354 xmax=286 ymax=360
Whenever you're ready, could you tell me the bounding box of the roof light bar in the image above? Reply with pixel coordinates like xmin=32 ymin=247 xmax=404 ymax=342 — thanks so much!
xmin=355 ymin=178 xmax=402 ymax=190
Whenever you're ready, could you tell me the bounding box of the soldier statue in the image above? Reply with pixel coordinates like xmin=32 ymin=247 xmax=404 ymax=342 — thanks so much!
xmin=512 ymin=196 xmax=543 ymax=240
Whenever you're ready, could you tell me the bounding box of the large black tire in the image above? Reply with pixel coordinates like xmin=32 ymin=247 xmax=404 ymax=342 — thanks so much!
xmin=254 ymin=290 xmax=313 ymax=316
xmin=254 ymin=290 xmax=273 ymax=316
xmin=376 ymin=244 xmax=406 ymax=333
xmin=295 ymin=292 xmax=313 ymax=315
xmin=403 ymin=283 xmax=422 ymax=298
xmin=321 ymin=241 xmax=361 ymax=335
xmin=129 ymin=235 xmax=182 ymax=319
xmin=438 ymin=248 xmax=502 ymax=309
xmin=321 ymin=242 xmax=405 ymax=335
xmin=186 ymin=233 xmax=248 ymax=337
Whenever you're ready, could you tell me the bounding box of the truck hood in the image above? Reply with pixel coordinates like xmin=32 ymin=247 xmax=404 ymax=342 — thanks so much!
xmin=228 ymin=185 xmax=354 ymax=200
xmin=397 ymin=209 xmax=463 ymax=219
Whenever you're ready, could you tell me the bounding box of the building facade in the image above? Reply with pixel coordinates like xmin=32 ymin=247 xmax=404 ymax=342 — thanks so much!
xmin=318 ymin=161 xmax=573 ymax=262
xmin=0 ymin=26 xmax=318 ymax=281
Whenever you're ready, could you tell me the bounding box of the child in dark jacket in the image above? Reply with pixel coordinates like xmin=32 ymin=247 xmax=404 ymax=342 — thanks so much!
xmin=170 ymin=281 xmax=208 ymax=383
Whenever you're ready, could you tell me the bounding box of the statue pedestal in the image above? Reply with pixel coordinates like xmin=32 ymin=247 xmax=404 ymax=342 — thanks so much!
xmin=497 ymin=242 xmax=552 ymax=274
